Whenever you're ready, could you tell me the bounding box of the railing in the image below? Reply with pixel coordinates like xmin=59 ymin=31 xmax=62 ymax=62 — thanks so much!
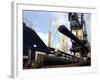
xmin=23 ymin=18 xmax=38 ymax=30
xmin=23 ymin=18 xmax=33 ymax=28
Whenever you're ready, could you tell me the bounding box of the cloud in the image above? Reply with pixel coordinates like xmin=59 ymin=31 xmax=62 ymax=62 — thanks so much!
xmin=37 ymin=31 xmax=62 ymax=49
xmin=84 ymin=14 xmax=91 ymax=43
xmin=52 ymin=13 xmax=68 ymax=27
xmin=37 ymin=32 xmax=48 ymax=46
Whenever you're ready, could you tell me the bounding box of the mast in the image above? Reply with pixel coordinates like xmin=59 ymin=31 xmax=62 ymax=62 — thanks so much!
xmin=48 ymin=16 xmax=51 ymax=47
xmin=48 ymin=32 xmax=51 ymax=47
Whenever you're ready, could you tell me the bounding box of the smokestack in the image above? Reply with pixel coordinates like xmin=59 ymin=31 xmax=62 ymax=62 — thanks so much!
xmin=61 ymin=35 xmax=65 ymax=51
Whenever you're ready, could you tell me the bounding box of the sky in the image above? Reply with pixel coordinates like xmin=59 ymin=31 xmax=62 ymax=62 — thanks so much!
xmin=23 ymin=10 xmax=91 ymax=51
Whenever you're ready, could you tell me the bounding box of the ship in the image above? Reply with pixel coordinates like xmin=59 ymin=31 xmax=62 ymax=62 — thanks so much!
xmin=23 ymin=12 xmax=91 ymax=69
